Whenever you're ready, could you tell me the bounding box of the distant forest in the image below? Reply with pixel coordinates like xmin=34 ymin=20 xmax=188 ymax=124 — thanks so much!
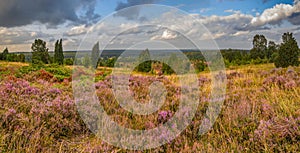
xmin=0 ymin=32 xmax=299 ymax=72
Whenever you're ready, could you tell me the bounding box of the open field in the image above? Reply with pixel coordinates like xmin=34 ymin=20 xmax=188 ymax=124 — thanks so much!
xmin=0 ymin=61 xmax=300 ymax=152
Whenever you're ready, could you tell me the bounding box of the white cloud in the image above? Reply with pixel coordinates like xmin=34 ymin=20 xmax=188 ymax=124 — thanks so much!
xmin=224 ymin=9 xmax=241 ymax=14
xmin=161 ymin=30 xmax=178 ymax=40
xmin=65 ymin=25 xmax=87 ymax=36
xmin=231 ymin=31 xmax=249 ymax=36
xmin=151 ymin=30 xmax=178 ymax=40
xmin=251 ymin=2 xmax=300 ymax=27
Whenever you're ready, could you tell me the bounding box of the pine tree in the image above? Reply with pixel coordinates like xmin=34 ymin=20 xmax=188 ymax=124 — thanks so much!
xmin=275 ymin=32 xmax=300 ymax=68
xmin=2 ymin=47 xmax=9 ymax=60
xmin=54 ymin=39 xmax=64 ymax=65
xmin=137 ymin=49 xmax=152 ymax=73
xmin=31 ymin=39 xmax=50 ymax=64
xmin=91 ymin=42 xmax=100 ymax=68
xmin=58 ymin=39 xmax=64 ymax=65
xmin=54 ymin=40 xmax=59 ymax=64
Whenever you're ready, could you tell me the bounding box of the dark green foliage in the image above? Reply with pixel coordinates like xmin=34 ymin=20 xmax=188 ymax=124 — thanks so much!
xmin=221 ymin=49 xmax=251 ymax=66
xmin=162 ymin=53 xmax=179 ymax=74
xmin=250 ymin=34 xmax=267 ymax=59
xmin=54 ymin=39 xmax=64 ymax=65
xmin=82 ymin=55 xmax=91 ymax=68
xmin=267 ymin=41 xmax=277 ymax=60
xmin=275 ymin=32 xmax=300 ymax=68
xmin=1 ymin=48 xmax=9 ymax=60
xmin=106 ymin=57 xmax=116 ymax=67
xmin=91 ymin=42 xmax=100 ymax=68
xmin=193 ymin=60 xmax=206 ymax=72
xmin=19 ymin=54 xmax=25 ymax=62
xmin=54 ymin=40 xmax=59 ymax=63
xmin=98 ymin=57 xmax=116 ymax=67
xmin=31 ymin=39 xmax=50 ymax=64
xmin=0 ymin=47 xmax=25 ymax=62
xmin=64 ymin=58 xmax=74 ymax=65
xmin=136 ymin=49 xmax=152 ymax=73
xmin=6 ymin=54 xmax=24 ymax=62
xmin=162 ymin=63 xmax=175 ymax=75
xmin=271 ymin=52 xmax=279 ymax=63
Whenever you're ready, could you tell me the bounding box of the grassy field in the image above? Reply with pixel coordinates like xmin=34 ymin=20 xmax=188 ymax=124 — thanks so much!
xmin=0 ymin=61 xmax=299 ymax=152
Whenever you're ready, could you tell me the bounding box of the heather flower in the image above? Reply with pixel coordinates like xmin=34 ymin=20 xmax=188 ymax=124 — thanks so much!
xmin=261 ymin=103 xmax=273 ymax=117
xmin=284 ymin=80 xmax=297 ymax=89
xmin=145 ymin=121 xmax=156 ymax=129
xmin=49 ymin=88 xmax=62 ymax=94
xmin=286 ymin=68 xmax=295 ymax=74
xmin=260 ymin=71 xmax=269 ymax=76
xmin=158 ymin=110 xmax=173 ymax=124
xmin=214 ymin=71 xmax=226 ymax=81
xmin=8 ymin=108 xmax=16 ymax=114
xmin=95 ymin=82 xmax=107 ymax=89
xmin=198 ymin=76 xmax=209 ymax=86
xmin=25 ymin=86 xmax=40 ymax=94
xmin=227 ymin=71 xmax=243 ymax=79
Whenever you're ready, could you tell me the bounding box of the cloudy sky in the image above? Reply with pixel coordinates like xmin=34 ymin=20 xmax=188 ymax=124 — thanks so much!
xmin=0 ymin=0 xmax=300 ymax=51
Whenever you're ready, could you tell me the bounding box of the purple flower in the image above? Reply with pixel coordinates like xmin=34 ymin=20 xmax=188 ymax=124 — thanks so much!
xmin=49 ymin=88 xmax=62 ymax=94
xmin=25 ymin=86 xmax=40 ymax=94
xmin=158 ymin=110 xmax=173 ymax=124
xmin=284 ymin=80 xmax=297 ymax=89
xmin=8 ymin=108 xmax=16 ymax=114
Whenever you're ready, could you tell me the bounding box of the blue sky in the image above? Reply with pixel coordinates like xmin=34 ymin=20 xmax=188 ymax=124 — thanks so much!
xmin=0 ymin=0 xmax=299 ymax=51
xmin=95 ymin=0 xmax=294 ymax=16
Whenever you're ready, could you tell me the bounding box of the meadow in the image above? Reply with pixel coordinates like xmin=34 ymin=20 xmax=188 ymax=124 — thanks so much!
xmin=0 ymin=61 xmax=299 ymax=152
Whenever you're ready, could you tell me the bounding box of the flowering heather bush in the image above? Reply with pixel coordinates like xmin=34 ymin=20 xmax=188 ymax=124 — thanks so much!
xmin=251 ymin=116 xmax=300 ymax=151
xmin=0 ymin=63 xmax=299 ymax=152
xmin=263 ymin=68 xmax=300 ymax=89
xmin=0 ymin=75 xmax=88 ymax=152
xmin=158 ymin=110 xmax=173 ymax=124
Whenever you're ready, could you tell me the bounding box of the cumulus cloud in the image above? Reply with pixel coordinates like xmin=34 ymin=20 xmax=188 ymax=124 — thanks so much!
xmin=250 ymin=2 xmax=300 ymax=27
xmin=65 ymin=25 xmax=88 ymax=36
xmin=0 ymin=0 xmax=100 ymax=28
xmin=0 ymin=27 xmax=51 ymax=45
xmin=151 ymin=29 xmax=178 ymax=40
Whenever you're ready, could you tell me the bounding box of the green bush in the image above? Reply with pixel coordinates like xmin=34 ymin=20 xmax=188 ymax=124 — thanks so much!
xmin=64 ymin=58 xmax=74 ymax=65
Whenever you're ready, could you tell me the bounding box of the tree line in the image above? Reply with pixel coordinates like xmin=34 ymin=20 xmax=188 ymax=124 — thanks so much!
xmin=221 ymin=32 xmax=299 ymax=68
xmin=1 ymin=32 xmax=299 ymax=70
xmin=0 ymin=39 xmax=73 ymax=65
xmin=0 ymin=48 xmax=25 ymax=62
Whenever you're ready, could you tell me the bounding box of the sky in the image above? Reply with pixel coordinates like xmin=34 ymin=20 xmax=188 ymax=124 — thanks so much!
xmin=0 ymin=0 xmax=300 ymax=51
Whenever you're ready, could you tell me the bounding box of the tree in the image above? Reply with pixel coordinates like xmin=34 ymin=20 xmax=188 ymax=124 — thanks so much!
xmin=82 ymin=55 xmax=91 ymax=68
xmin=58 ymin=39 xmax=64 ymax=64
xmin=54 ymin=40 xmax=59 ymax=63
xmin=91 ymin=42 xmax=100 ymax=68
xmin=2 ymin=47 xmax=9 ymax=60
xmin=162 ymin=53 xmax=180 ymax=74
xmin=136 ymin=49 xmax=152 ymax=73
xmin=31 ymin=39 xmax=50 ymax=64
xmin=54 ymin=39 xmax=64 ymax=65
xmin=275 ymin=32 xmax=300 ymax=68
xmin=19 ymin=54 xmax=25 ymax=62
xmin=64 ymin=58 xmax=73 ymax=65
xmin=250 ymin=34 xmax=267 ymax=59
xmin=266 ymin=41 xmax=277 ymax=60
